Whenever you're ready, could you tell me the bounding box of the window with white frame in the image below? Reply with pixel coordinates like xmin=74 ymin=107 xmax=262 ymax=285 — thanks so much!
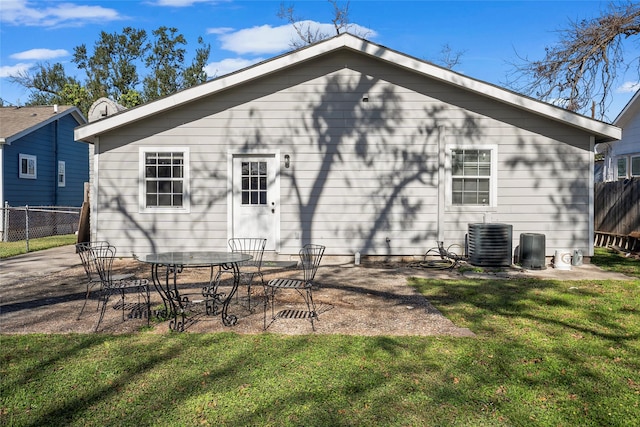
xmin=617 ymin=157 xmax=627 ymax=179
xmin=58 ymin=161 xmax=66 ymax=187
xmin=450 ymin=147 xmax=496 ymax=206
xmin=19 ymin=154 xmax=37 ymax=179
xmin=140 ymin=148 xmax=190 ymax=212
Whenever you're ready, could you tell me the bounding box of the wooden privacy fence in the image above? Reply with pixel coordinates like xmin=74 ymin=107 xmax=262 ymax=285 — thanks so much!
xmin=594 ymin=178 xmax=640 ymax=252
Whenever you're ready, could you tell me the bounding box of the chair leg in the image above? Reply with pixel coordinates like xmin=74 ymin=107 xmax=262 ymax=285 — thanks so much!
xmin=77 ymin=282 xmax=93 ymax=320
xmin=263 ymin=285 xmax=277 ymax=330
xmin=121 ymin=288 xmax=126 ymax=321
xmin=302 ymin=288 xmax=316 ymax=331
xmin=95 ymin=288 xmax=113 ymax=332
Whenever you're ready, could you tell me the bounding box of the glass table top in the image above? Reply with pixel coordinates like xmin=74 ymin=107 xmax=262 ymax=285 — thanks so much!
xmin=137 ymin=251 xmax=252 ymax=266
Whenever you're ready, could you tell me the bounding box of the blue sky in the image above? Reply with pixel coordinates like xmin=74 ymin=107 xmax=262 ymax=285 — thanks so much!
xmin=1 ymin=0 xmax=638 ymax=121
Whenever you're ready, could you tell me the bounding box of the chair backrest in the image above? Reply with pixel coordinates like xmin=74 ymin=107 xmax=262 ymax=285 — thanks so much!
xmin=228 ymin=238 xmax=267 ymax=269
xmin=299 ymin=244 xmax=325 ymax=283
xmin=76 ymin=241 xmax=111 ymax=282
xmin=90 ymin=243 xmax=117 ymax=287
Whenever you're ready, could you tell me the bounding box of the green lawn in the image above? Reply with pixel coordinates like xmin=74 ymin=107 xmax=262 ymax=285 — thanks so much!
xmin=1 ymin=248 xmax=638 ymax=426
xmin=0 ymin=234 xmax=77 ymax=258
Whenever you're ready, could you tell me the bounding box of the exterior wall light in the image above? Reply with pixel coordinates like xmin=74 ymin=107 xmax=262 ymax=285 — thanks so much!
xmin=284 ymin=154 xmax=290 ymax=168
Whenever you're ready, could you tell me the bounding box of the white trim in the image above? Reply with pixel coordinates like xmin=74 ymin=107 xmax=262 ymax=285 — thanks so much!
xmin=227 ymin=150 xmax=281 ymax=252
xmin=445 ymin=143 xmax=498 ymax=211
xmin=91 ymin=137 xmax=99 ymax=243
xmin=138 ymin=147 xmax=191 ymax=214
xmin=18 ymin=153 xmax=37 ymax=179
xmin=74 ymin=33 xmax=621 ymax=144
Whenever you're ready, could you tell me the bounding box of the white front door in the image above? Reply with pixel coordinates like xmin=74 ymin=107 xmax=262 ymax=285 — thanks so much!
xmin=231 ymin=155 xmax=278 ymax=250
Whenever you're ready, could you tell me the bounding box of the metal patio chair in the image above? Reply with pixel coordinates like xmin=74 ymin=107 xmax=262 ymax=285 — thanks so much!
xmin=227 ymin=238 xmax=267 ymax=311
xmin=88 ymin=243 xmax=150 ymax=332
xmin=75 ymin=241 xmax=134 ymax=320
xmin=263 ymin=244 xmax=325 ymax=331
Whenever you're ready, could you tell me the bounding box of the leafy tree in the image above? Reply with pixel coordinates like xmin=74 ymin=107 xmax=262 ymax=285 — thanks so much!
xmin=143 ymin=27 xmax=186 ymax=101
xmin=144 ymin=28 xmax=211 ymax=101
xmin=8 ymin=63 xmax=91 ymax=111
xmin=73 ymin=27 xmax=147 ymax=106
xmin=9 ymin=26 xmax=210 ymax=114
xmin=182 ymin=36 xmax=211 ymax=88
xmin=508 ymin=1 xmax=640 ymax=120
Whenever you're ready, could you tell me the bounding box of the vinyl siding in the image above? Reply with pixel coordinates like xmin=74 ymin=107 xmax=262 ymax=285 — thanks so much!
xmin=92 ymin=50 xmax=596 ymax=257
xmin=3 ymin=114 xmax=87 ymax=207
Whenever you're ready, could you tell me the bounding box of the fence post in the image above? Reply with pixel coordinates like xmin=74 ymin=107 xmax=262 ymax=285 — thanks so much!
xmin=25 ymin=205 xmax=29 ymax=252
xmin=2 ymin=201 xmax=7 ymax=242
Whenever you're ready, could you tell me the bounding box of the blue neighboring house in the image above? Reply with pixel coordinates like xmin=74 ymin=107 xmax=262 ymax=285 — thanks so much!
xmin=0 ymin=105 xmax=88 ymax=207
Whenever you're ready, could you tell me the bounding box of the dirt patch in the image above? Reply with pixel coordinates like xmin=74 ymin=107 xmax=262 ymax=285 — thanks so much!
xmin=0 ymin=258 xmax=474 ymax=337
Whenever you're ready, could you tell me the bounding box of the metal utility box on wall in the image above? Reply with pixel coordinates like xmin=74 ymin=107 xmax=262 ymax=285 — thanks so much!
xmin=468 ymin=223 xmax=513 ymax=267
xmin=519 ymin=233 xmax=546 ymax=270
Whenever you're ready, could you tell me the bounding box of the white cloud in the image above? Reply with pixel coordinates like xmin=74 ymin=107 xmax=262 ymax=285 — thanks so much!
xmin=206 ymin=27 xmax=234 ymax=35
xmin=217 ymin=21 xmax=376 ymax=55
xmin=11 ymin=48 xmax=69 ymax=61
xmin=218 ymin=24 xmax=297 ymax=55
xmin=204 ymin=57 xmax=265 ymax=78
xmin=152 ymin=0 xmax=217 ymax=6
xmin=0 ymin=0 xmax=123 ymax=27
xmin=0 ymin=63 xmax=33 ymax=78
xmin=202 ymin=20 xmax=377 ymax=79
xmin=616 ymin=81 xmax=640 ymax=94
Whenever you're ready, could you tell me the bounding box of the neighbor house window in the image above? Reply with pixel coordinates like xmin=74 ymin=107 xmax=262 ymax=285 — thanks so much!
xmin=58 ymin=161 xmax=66 ymax=187
xmin=631 ymin=155 xmax=640 ymax=177
xmin=617 ymin=157 xmax=627 ymax=179
xmin=450 ymin=148 xmax=495 ymax=206
xmin=140 ymin=148 xmax=190 ymax=212
xmin=19 ymin=154 xmax=37 ymax=179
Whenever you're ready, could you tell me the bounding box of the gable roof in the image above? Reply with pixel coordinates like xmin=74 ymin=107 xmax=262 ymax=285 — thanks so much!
xmin=1 ymin=105 xmax=86 ymax=145
xmin=75 ymin=33 xmax=620 ymax=144
xmin=613 ymin=89 xmax=640 ymax=127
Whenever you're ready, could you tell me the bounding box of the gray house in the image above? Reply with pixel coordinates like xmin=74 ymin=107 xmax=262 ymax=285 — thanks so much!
xmin=75 ymin=34 xmax=620 ymax=260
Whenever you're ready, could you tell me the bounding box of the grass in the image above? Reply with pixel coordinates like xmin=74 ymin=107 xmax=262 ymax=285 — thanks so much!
xmin=0 ymin=234 xmax=77 ymax=258
xmin=1 ymin=248 xmax=639 ymax=426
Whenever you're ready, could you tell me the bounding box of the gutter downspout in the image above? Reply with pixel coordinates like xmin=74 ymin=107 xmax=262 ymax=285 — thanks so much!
xmin=437 ymin=126 xmax=446 ymax=243
xmin=54 ymin=113 xmax=59 ymax=205
xmin=589 ymin=136 xmax=595 ymax=257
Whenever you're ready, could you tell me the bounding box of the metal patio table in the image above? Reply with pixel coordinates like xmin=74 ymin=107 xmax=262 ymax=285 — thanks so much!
xmin=137 ymin=251 xmax=252 ymax=332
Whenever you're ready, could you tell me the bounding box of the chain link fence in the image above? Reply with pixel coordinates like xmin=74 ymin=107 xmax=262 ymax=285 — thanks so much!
xmin=1 ymin=204 xmax=81 ymax=243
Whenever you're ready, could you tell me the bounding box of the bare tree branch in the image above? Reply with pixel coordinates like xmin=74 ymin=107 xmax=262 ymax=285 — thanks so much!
xmin=507 ymin=1 xmax=640 ymax=120
xmin=278 ymin=1 xmax=369 ymax=49
xmin=436 ymin=43 xmax=467 ymax=70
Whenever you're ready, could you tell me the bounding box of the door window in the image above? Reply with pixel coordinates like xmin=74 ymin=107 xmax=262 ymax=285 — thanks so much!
xmin=241 ymin=161 xmax=267 ymax=205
